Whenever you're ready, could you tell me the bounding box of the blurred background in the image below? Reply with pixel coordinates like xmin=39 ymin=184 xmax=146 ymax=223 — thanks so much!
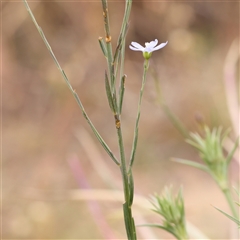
xmin=2 ymin=0 xmax=239 ymax=239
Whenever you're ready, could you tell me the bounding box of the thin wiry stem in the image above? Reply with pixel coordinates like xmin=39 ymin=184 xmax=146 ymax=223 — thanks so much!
xmin=101 ymin=0 xmax=136 ymax=239
xmin=151 ymin=67 xmax=189 ymax=138
xmin=222 ymin=188 xmax=238 ymax=219
xmin=129 ymin=59 xmax=149 ymax=168
xmin=101 ymin=0 xmax=114 ymax=91
xmin=23 ymin=0 xmax=120 ymax=166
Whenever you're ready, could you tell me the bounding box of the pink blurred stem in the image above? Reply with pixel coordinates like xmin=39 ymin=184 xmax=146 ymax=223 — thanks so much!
xmin=68 ymin=154 xmax=116 ymax=239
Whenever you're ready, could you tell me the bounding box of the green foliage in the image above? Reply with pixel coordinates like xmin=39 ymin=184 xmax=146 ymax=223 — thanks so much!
xmin=174 ymin=126 xmax=238 ymax=218
xmin=215 ymin=188 xmax=240 ymax=227
xmin=214 ymin=207 xmax=240 ymax=227
xmin=185 ymin=126 xmax=238 ymax=191
xmin=142 ymin=187 xmax=188 ymax=240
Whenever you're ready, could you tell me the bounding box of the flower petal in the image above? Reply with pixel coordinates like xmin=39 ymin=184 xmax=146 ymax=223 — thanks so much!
xmin=129 ymin=45 xmax=144 ymax=51
xmin=152 ymin=41 xmax=168 ymax=51
xmin=148 ymin=39 xmax=158 ymax=48
xmin=130 ymin=42 xmax=145 ymax=51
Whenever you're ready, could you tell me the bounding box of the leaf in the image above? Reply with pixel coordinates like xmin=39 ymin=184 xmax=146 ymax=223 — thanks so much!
xmin=23 ymin=0 xmax=120 ymax=166
xmin=105 ymin=71 xmax=115 ymax=113
xmin=119 ymin=74 xmax=126 ymax=114
xmin=226 ymin=136 xmax=239 ymax=165
xmin=171 ymin=158 xmax=209 ymax=172
xmin=138 ymin=224 xmax=181 ymax=240
xmin=128 ymin=169 xmax=134 ymax=206
xmin=98 ymin=37 xmax=107 ymax=57
xmin=214 ymin=206 xmax=240 ymax=226
xmin=123 ymin=203 xmax=135 ymax=239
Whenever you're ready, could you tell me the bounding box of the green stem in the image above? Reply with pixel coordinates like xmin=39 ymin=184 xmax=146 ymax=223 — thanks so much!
xmin=152 ymin=67 xmax=189 ymax=138
xmin=222 ymin=187 xmax=238 ymax=219
xmin=117 ymin=121 xmax=136 ymax=240
xmin=130 ymin=59 xmax=149 ymax=167
xmin=101 ymin=1 xmax=135 ymax=239
xmin=162 ymin=103 xmax=189 ymax=138
xmin=176 ymin=225 xmax=188 ymax=240
xmin=213 ymin=162 xmax=237 ymax=219
xmin=101 ymin=0 xmax=114 ymax=91
xmin=117 ymin=126 xmax=129 ymax=203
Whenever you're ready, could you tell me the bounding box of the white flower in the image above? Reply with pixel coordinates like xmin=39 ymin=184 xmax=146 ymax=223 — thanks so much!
xmin=129 ymin=39 xmax=168 ymax=59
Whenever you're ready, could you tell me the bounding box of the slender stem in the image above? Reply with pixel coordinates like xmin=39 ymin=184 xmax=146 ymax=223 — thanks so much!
xmin=162 ymin=103 xmax=189 ymax=138
xmin=117 ymin=126 xmax=129 ymax=202
xmin=176 ymin=225 xmax=188 ymax=240
xmin=212 ymin=164 xmax=238 ymax=219
xmin=130 ymin=59 xmax=149 ymax=167
xmin=222 ymin=187 xmax=238 ymax=219
xmin=116 ymin=119 xmax=136 ymax=239
xmin=101 ymin=0 xmax=114 ymax=91
xmin=101 ymin=1 xmax=135 ymax=239
xmin=23 ymin=0 xmax=120 ymax=166
xmin=119 ymin=0 xmax=132 ymax=37
xmin=117 ymin=126 xmax=136 ymax=239
xmin=152 ymin=67 xmax=189 ymax=138
xmin=116 ymin=0 xmax=131 ymax=72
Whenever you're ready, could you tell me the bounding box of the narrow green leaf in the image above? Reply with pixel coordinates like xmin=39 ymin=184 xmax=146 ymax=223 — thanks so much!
xmin=128 ymin=169 xmax=134 ymax=206
xmin=113 ymin=0 xmax=131 ymax=64
xmin=171 ymin=158 xmax=209 ymax=172
xmin=131 ymin=217 xmax=137 ymax=240
xmin=221 ymin=128 xmax=231 ymax=144
xmin=112 ymin=93 xmax=119 ymax=116
xmin=73 ymin=92 xmax=120 ymax=165
xmin=138 ymin=224 xmax=181 ymax=240
xmin=113 ymin=22 xmax=129 ymax=63
xmin=233 ymin=186 xmax=240 ymax=196
xmin=119 ymin=74 xmax=126 ymax=114
xmin=113 ymin=33 xmax=123 ymax=64
xmin=226 ymin=137 xmax=239 ymax=165
xmin=123 ymin=203 xmax=132 ymax=239
xmin=98 ymin=37 xmax=107 ymax=57
xmin=185 ymin=139 xmax=204 ymax=152
xmin=214 ymin=206 xmax=240 ymax=226
xmin=105 ymin=71 xmax=115 ymax=113
xmin=23 ymin=0 xmax=120 ymax=166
